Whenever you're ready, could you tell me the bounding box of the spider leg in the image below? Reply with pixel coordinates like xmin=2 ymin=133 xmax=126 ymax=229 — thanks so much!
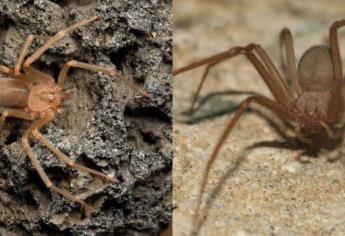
xmin=0 ymin=108 xmax=33 ymax=127
xmin=187 ymin=61 xmax=220 ymax=113
xmin=32 ymin=130 xmax=118 ymax=183
xmin=21 ymin=110 xmax=95 ymax=215
xmin=191 ymin=96 xmax=296 ymax=235
xmin=327 ymin=20 xmax=345 ymax=122
xmin=174 ymin=44 xmax=293 ymax=113
xmin=14 ymin=35 xmax=49 ymax=76
xmin=279 ymin=28 xmax=302 ymax=96
xmin=57 ymin=60 xmax=150 ymax=98
xmin=23 ymin=16 xmax=99 ymax=69
xmin=329 ymin=20 xmax=345 ymax=80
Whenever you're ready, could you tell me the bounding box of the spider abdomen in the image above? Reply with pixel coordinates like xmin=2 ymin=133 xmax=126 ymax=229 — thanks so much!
xmin=298 ymin=45 xmax=335 ymax=91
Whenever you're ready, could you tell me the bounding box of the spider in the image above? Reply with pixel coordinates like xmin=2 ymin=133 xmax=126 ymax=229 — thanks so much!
xmin=0 ymin=16 xmax=149 ymax=215
xmin=174 ymin=20 xmax=345 ymax=234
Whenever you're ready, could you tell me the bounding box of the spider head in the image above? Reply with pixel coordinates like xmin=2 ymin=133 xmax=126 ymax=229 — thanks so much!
xmin=298 ymin=112 xmax=322 ymax=134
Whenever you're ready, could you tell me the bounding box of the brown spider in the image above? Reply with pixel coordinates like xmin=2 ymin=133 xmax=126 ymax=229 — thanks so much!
xmin=0 ymin=16 xmax=149 ymax=215
xmin=174 ymin=20 xmax=345 ymax=233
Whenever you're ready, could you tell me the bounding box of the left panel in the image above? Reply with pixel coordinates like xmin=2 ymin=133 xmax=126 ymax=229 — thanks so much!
xmin=0 ymin=1 xmax=172 ymax=235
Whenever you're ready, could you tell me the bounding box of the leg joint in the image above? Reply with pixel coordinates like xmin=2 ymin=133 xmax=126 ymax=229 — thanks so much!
xmin=23 ymin=60 xmax=32 ymax=68
xmin=245 ymin=43 xmax=259 ymax=51
xmin=66 ymin=60 xmax=78 ymax=67
xmin=67 ymin=160 xmax=75 ymax=167
xmin=1 ymin=110 xmax=8 ymax=118
xmin=21 ymin=137 xmax=30 ymax=148
xmin=27 ymin=34 xmax=35 ymax=41
xmin=280 ymin=28 xmax=292 ymax=39
xmin=104 ymin=68 xmax=116 ymax=76
xmin=242 ymin=96 xmax=255 ymax=107
xmin=56 ymin=31 xmax=66 ymax=39
xmin=46 ymin=182 xmax=53 ymax=189
xmin=331 ymin=20 xmax=345 ymax=30
xmin=31 ymin=129 xmax=40 ymax=137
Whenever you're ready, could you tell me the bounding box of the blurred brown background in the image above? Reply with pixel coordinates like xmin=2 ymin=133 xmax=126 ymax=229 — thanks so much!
xmin=174 ymin=0 xmax=345 ymax=235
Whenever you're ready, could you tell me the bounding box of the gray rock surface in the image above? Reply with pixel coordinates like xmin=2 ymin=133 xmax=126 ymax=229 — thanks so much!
xmin=0 ymin=0 xmax=172 ymax=235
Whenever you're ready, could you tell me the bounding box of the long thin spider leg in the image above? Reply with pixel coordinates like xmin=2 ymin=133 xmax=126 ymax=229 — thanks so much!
xmin=0 ymin=108 xmax=33 ymax=127
xmin=21 ymin=110 xmax=95 ymax=215
xmin=280 ymin=28 xmax=302 ymax=96
xmin=57 ymin=60 xmax=150 ymax=98
xmin=175 ymin=47 xmax=238 ymax=113
xmin=174 ymin=44 xmax=292 ymax=109
xmin=329 ymin=20 xmax=345 ymax=80
xmin=173 ymin=47 xmax=244 ymax=76
xmin=327 ymin=20 xmax=345 ymax=122
xmin=32 ymin=130 xmax=118 ymax=183
xmin=191 ymin=95 xmax=296 ymax=235
xmin=252 ymin=44 xmax=292 ymax=104
xmin=23 ymin=16 xmax=99 ymax=69
xmin=14 ymin=35 xmax=49 ymax=76
xmin=188 ymin=62 xmax=219 ymax=114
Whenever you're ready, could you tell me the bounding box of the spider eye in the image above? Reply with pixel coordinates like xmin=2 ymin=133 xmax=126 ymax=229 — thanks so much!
xmin=37 ymin=92 xmax=55 ymax=102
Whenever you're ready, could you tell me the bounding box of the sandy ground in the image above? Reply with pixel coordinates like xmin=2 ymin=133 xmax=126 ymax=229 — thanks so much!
xmin=173 ymin=1 xmax=345 ymax=235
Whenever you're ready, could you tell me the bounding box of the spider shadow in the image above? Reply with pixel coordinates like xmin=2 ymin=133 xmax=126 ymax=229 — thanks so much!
xmin=192 ymin=150 xmax=246 ymax=236
xmin=191 ymin=140 xmax=316 ymax=236
xmin=176 ymin=90 xmax=258 ymax=124
xmin=178 ymin=89 xmax=290 ymax=140
xmin=178 ymin=90 xmax=279 ymax=235
xmin=191 ymin=138 xmax=338 ymax=235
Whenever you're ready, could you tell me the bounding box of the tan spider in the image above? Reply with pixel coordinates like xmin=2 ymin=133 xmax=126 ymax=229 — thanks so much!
xmin=0 ymin=16 xmax=149 ymax=215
